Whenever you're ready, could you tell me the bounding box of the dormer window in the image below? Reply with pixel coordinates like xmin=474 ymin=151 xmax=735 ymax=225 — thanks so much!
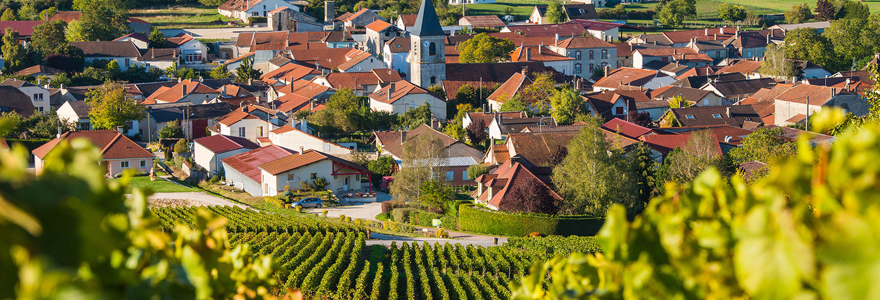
xmin=685 ymin=115 xmax=695 ymax=119
xmin=713 ymin=114 xmax=722 ymax=118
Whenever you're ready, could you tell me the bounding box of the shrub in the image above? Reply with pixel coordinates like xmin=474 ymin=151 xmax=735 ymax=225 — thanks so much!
xmin=345 ymin=216 xmax=351 ymax=223
xmin=299 ymin=181 xmax=313 ymax=192
xmin=440 ymin=216 xmax=458 ymax=230
xmin=381 ymin=201 xmax=393 ymax=214
xmin=435 ymin=228 xmax=449 ymax=238
xmin=321 ymin=210 xmax=329 ymax=217
xmin=312 ymin=177 xmax=328 ymax=190
xmin=210 ymin=175 xmax=220 ymax=183
xmin=173 ymin=139 xmax=188 ymax=153
xmin=295 ymin=206 xmax=303 ymax=213
xmin=458 ymin=205 xmax=604 ymax=236
xmin=410 ymin=210 xmax=443 ymax=227
xmin=446 ymin=200 xmax=472 ymax=216
xmin=529 ymin=232 xmax=541 ymax=237
xmin=339 ymin=215 xmax=346 ymax=221
xmin=391 ymin=208 xmax=417 ymax=223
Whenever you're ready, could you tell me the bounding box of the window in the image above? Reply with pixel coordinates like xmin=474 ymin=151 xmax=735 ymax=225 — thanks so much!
xmin=355 ymin=174 xmax=360 ymax=181
xmin=310 ymin=173 xmax=317 ymax=179
xmin=33 ymin=94 xmax=38 ymax=101
xmin=445 ymin=171 xmax=454 ymax=181
xmin=746 ymin=51 xmax=752 ymax=57
xmin=712 ymin=114 xmax=722 ymax=119
xmin=589 ymin=63 xmax=594 ymax=73
xmin=257 ymin=126 xmax=263 ymax=137
xmin=428 ymin=42 xmax=436 ymax=56
xmin=575 ymin=50 xmax=582 ymax=60
xmin=252 ymin=12 xmax=259 ymax=16
xmin=238 ymin=127 xmax=245 ymax=137
xmin=287 ymin=174 xmax=294 ymax=181
xmin=38 ymin=107 xmax=43 ymax=112
xmin=685 ymin=115 xmax=695 ymax=119
xmin=124 ymin=59 xmax=129 ymax=67
xmin=430 ymin=76 xmax=436 ymax=84
xmin=344 ymin=177 xmax=349 ymax=186
xmin=601 ymin=49 xmax=608 ymax=59
xmin=615 ymin=106 xmax=624 ymax=115
xmin=574 ymin=63 xmax=581 ymax=74
xmin=462 ymin=170 xmax=468 ymax=180
xmin=140 ymin=160 xmax=146 ymax=168
xmin=589 ymin=50 xmax=594 ymax=60
xmin=385 ymin=31 xmax=389 ymax=37
xmin=121 ymin=161 xmax=129 ymax=168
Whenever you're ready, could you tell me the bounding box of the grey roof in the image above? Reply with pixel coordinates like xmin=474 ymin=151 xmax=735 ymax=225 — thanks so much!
xmin=70 ymin=41 xmax=142 ymax=58
xmin=496 ymin=117 xmax=557 ymax=134
xmin=670 ymin=105 xmax=762 ymax=128
xmin=673 ymin=73 xmax=747 ymax=88
xmin=705 ymin=78 xmax=776 ymax=97
xmin=269 ymin=56 xmax=293 ymax=67
xmin=0 ymin=86 xmax=35 ymax=118
xmin=66 ymin=100 xmax=91 ymax=118
xmin=772 ymin=21 xmax=830 ymax=31
xmin=411 ymin=0 xmax=445 ymax=37
xmin=0 ymin=78 xmax=36 ymax=88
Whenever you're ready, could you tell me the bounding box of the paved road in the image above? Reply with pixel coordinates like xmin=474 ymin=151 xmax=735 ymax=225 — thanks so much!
xmin=367 ymin=232 xmax=507 ymax=247
xmin=147 ymin=192 xmax=250 ymax=209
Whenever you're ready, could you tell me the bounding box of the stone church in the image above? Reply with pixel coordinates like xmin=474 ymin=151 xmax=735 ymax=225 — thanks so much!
xmin=408 ymin=0 xmax=447 ymax=88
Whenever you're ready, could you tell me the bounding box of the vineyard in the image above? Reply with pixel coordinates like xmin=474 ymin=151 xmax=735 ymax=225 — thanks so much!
xmin=150 ymin=206 xmax=601 ymax=299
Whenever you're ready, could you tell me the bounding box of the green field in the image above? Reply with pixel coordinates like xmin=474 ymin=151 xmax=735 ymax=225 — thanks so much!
xmin=130 ymin=6 xmax=239 ymax=29
xmin=124 ymin=176 xmax=201 ymax=193
xmin=459 ymin=0 xmax=546 ymax=19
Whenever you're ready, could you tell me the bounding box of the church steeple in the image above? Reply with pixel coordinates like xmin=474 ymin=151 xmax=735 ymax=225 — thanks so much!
xmin=411 ymin=0 xmax=445 ymax=37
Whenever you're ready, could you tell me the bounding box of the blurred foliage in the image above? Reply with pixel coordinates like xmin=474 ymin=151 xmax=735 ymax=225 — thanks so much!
xmin=511 ymin=109 xmax=880 ymax=300
xmin=0 ymin=135 xmax=297 ymax=299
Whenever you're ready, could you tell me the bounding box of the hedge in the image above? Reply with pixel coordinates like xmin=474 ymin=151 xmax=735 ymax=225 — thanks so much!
xmin=409 ymin=211 xmax=442 ymax=227
xmin=458 ymin=205 xmax=604 ymax=237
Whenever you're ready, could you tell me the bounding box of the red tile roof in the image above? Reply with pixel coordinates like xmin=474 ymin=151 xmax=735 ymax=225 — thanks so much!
xmin=506 ymin=132 xmax=578 ymax=167
xmin=323 ymin=72 xmax=381 ymax=91
xmin=593 ymin=68 xmax=663 ymax=89
xmin=369 ymin=80 xmax=441 ymax=104
xmin=260 ymin=149 xmax=368 ymax=175
xmin=194 ymin=134 xmax=260 ymax=154
xmin=475 ymin=158 xmax=561 ymax=209
xmin=634 ymin=47 xmax=697 ymax=57
xmin=398 ymin=14 xmax=417 ymax=27
xmin=288 ymin=48 xmax=353 ymax=69
xmin=33 ymin=130 xmax=153 ymax=160
xmin=14 ymin=65 xmax=63 ymax=76
xmin=221 ymin=145 xmax=296 ymax=182
xmin=601 ymin=118 xmax=652 ymax=139
xmin=273 ymin=93 xmax=312 ymax=112
xmin=555 ymin=36 xmax=615 ymax=49
xmin=739 ymin=84 xmax=792 ymax=125
xmin=143 ymin=80 xmax=218 ymax=104
xmin=505 ymin=23 xmax=587 ymax=37
xmin=717 ymin=60 xmax=763 ymax=75
xmin=337 ymin=49 xmax=376 ymax=71
xmin=261 ymin=63 xmax=321 ymax=83
xmin=365 ymin=20 xmax=393 ymax=32
xmin=487 ymin=71 xmax=532 ymax=102
xmin=641 ymin=132 xmax=723 ymax=156
xmin=510 ymin=45 xmax=574 ymax=62
xmin=774 ymin=84 xmax=843 ymax=106
xmin=459 ymin=15 xmax=505 ymax=27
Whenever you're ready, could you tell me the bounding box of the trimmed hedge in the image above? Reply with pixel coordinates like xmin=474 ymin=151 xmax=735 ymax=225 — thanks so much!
xmin=440 ymin=216 xmax=458 ymax=230
xmin=410 ymin=211 xmax=442 ymax=227
xmin=458 ymin=205 xmax=604 ymax=237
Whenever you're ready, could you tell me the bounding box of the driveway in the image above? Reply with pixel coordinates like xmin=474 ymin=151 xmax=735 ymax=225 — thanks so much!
xmin=304 ymin=201 xmax=384 ymax=221
xmin=146 ymin=192 xmax=250 ymax=209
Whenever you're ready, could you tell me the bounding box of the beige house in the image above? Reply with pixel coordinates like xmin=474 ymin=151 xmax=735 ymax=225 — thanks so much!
xmin=258 ymin=150 xmax=372 ymax=196
xmin=32 ymin=130 xmax=154 ymax=176
xmin=212 ymin=105 xmax=285 ymax=143
xmin=369 ymin=80 xmax=447 ymax=120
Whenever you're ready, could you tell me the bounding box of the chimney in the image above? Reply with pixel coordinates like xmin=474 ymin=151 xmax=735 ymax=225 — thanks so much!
xmin=704 ymin=28 xmax=708 ymax=35
xmin=177 ymin=77 xmax=182 ymax=83
xmin=248 ymin=78 xmax=253 ymax=86
xmin=653 ymin=40 xmax=657 ymax=45
xmin=309 ymin=100 xmax=315 ymax=111
xmin=301 ymin=118 xmax=308 ymax=131
xmin=720 ymin=27 xmax=725 ymax=34
xmin=726 ymin=107 xmax=732 ymax=118
xmin=766 ymin=33 xmax=770 ymax=44
xmin=735 ymin=30 xmax=739 ymax=40
xmin=525 ymin=47 xmax=531 ymax=61
xmin=714 ymin=33 xmax=717 ymax=40
xmin=555 ymin=33 xmax=559 ymax=44
xmin=604 ymin=65 xmax=611 ymax=77
xmin=845 ymin=79 xmax=851 ymax=92
xmin=116 ymin=126 xmax=124 ymax=133
xmin=538 ymin=45 xmax=542 ymax=55
xmin=400 ymin=130 xmax=406 ymax=144
xmin=673 ymin=48 xmax=677 ymax=55
xmin=199 ymin=76 xmax=204 ymax=82
xmin=299 ymin=146 xmax=304 ymax=154
xmin=242 ymin=105 xmax=248 ymax=112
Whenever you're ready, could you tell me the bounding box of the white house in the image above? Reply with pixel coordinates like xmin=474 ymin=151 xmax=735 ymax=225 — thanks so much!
xmin=32 ymin=130 xmax=154 ymax=177
xmin=218 ymin=0 xmax=300 ymax=21
xmin=165 ymin=34 xmax=210 ymax=64
xmin=269 ymin=125 xmax=353 ymax=155
xmin=0 ymin=79 xmax=51 ymax=113
xmin=113 ymin=33 xmax=151 ymax=50
xmin=213 ymin=104 xmax=285 ymax=143
xmin=258 ymin=150 xmax=372 ymax=196
xmin=57 ymin=100 xmax=91 ymax=130
xmin=383 ymin=37 xmax=411 ymax=79
xmin=337 ymin=49 xmax=387 ymax=73
xmin=221 ymin=145 xmax=296 ymax=196
xmin=193 ymin=134 xmax=260 ymax=176
xmin=369 ymin=80 xmax=447 ymax=120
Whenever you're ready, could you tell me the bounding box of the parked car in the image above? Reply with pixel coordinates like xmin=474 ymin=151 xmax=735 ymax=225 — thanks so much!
xmin=292 ymin=197 xmax=323 ymax=208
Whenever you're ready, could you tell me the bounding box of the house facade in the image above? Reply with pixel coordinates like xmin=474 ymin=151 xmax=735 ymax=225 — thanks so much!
xmin=369 ymin=80 xmax=447 ymax=120
xmin=193 ymin=134 xmax=260 ymax=175
xmin=549 ymin=36 xmax=617 ymax=77
xmin=258 ymin=150 xmax=371 ymax=196
xmin=32 ymin=130 xmax=154 ymax=176
xmin=0 ymin=79 xmax=50 ymax=113
xmin=57 ymin=100 xmax=91 ymax=130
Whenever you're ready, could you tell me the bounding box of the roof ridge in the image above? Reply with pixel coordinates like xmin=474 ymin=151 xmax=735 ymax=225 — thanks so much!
xmin=100 ymin=132 xmax=123 ymax=155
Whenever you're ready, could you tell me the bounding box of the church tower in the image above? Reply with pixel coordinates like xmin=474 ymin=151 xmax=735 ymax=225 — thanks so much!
xmin=409 ymin=0 xmax=446 ymax=88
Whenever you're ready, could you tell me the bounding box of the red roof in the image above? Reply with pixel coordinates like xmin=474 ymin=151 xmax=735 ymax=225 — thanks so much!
xmin=641 ymin=132 xmax=723 ymax=156
xmin=555 ymin=36 xmax=615 ymax=49
xmin=473 ymin=158 xmax=561 ymax=208
xmin=566 ymin=19 xmax=624 ymax=31
xmin=261 ymin=63 xmax=321 ymax=83
xmin=601 ymin=118 xmax=653 ymax=139
xmin=487 ymin=71 xmax=533 ymax=102
xmin=510 ymin=46 xmax=573 ymax=62
xmin=221 ymin=145 xmax=296 ymax=182
xmin=459 ymin=15 xmax=505 ymax=28
xmin=593 ymin=68 xmax=663 ymax=89
xmin=365 ymin=20 xmax=393 ymax=32
xmin=0 ymin=21 xmax=44 ymax=36
xmin=33 ymin=130 xmax=153 ymax=160
xmin=369 ymin=80 xmax=441 ymax=104
xmin=194 ymin=134 xmax=260 ymax=154
xmin=505 ymin=23 xmax=587 ymax=37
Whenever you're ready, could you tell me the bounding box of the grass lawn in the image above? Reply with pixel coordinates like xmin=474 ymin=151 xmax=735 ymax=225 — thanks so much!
xmin=124 ymin=176 xmax=201 ymax=193
xmin=459 ymin=0 xmax=546 ymax=19
xmin=130 ymin=6 xmax=240 ymax=29
xmin=621 ymin=0 xmax=880 ymax=16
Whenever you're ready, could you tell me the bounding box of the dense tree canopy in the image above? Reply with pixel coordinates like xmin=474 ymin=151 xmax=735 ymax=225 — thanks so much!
xmin=785 ymin=3 xmax=812 ymax=24
xmin=456 ymin=33 xmax=515 ymax=64
xmin=71 ymin=0 xmax=130 ymax=42
xmin=545 ymin=1 xmax=566 ymax=24
xmin=85 ymin=81 xmax=146 ymax=131
xmin=784 ymin=27 xmax=837 ymax=71
xmin=2 ymin=29 xmax=26 ymax=74
xmin=31 ymin=20 xmax=69 ymax=56
xmin=718 ymin=3 xmax=746 ymax=23
xmin=759 ymin=43 xmax=799 ymax=79
xmin=657 ymin=0 xmax=691 ymax=27
xmin=815 ymin=0 xmax=835 ymax=21
xmin=549 ymin=87 xmax=583 ymax=125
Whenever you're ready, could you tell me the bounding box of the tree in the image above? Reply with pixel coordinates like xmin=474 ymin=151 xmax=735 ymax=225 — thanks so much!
xmin=657 ymin=0 xmax=689 ymax=27
xmin=2 ymin=29 xmax=26 ymax=74
xmin=519 ymin=72 xmax=556 ymax=108
xmin=173 ymin=138 xmax=188 ymax=153
xmin=417 ymin=180 xmax=453 ymax=208
xmin=552 ymin=121 xmax=637 ymax=216
xmin=465 ymin=118 xmax=488 ymax=145
xmin=466 ymin=164 xmax=490 ymax=181
xmin=550 ymin=87 xmax=582 ymax=125
xmin=728 ymin=127 xmax=797 ymax=165
xmin=784 ymin=3 xmax=812 ymax=24
xmin=106 ymin=59 xmax=120 ymax=78
xmin=148 ymin=27 xmax=165 ymax=48
xmin=199 ymin=0 xmax=227 ymax=6
xmin=0 ymin=140 xmax=282 ymax=299
xmin=65 ymin=20 xmax=87 ymax=42
xmin=668 ymin=95 xmax=691 ymax=108
xmin=311 ymin=88 xmax=360 ymax=133
xmin=546 ymin=1 xmax=566 ymax=24
xmin=824 ymin=17 xmax=877 ymax=71
xmin=457 ymin=33 xmax=515 ymax=63
xmin=512 ymin=109 xmax=877 ymax=300
xmin=628 ymin=143 xmax=656 ymax=210
xmin=86 ymin=81 xmax=146 ymax=131
xmin=17 ymin=4 xmax=38 ymax=20
xmin=157 ymin=119 xmax=184 ymax=139
xmin=31 ymin=20 xmax=69 ymax=56
xmin=208 ymin=64 xmax=232 ymax=79
xmin=73 ymin=0 xmax=130 ymax=42
xmin=442 ymin=121 xmax=466 ymax=142
xmin=718 ymin=3 xmax=747 ymax=23
xmin=627 ymin=110 xmax=653 ymax=127
xmin=401 ymin=102 xmax=434 ymax=129
xmin=427 ymin=85 xmax=446 ymax=100
xmin=39 ymin=7 xmax=57 ymax=21
xmin=663 ymin=130 xmax=724 ymax=183
xmin=235 ymin=56 xmax=262 ymax=82
xmin=836 ymin=0 xmax=869 ymax=20
xmin=498 ymin=96 xmax=527 ymax=112
xmin=760 ymin=43 xmax=799 ymax=79
xmin=0 ymin=8 xmax=16 ymax=21
xmin=815 ymin=0 xmax=835 ymax=21
xmin=785 ymin=27 xmax=837 ymax=71
xmin=390 ymin=134 xmax=448 ymax=202
xmin=499 ymin=177 xmax=560 ymax=214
